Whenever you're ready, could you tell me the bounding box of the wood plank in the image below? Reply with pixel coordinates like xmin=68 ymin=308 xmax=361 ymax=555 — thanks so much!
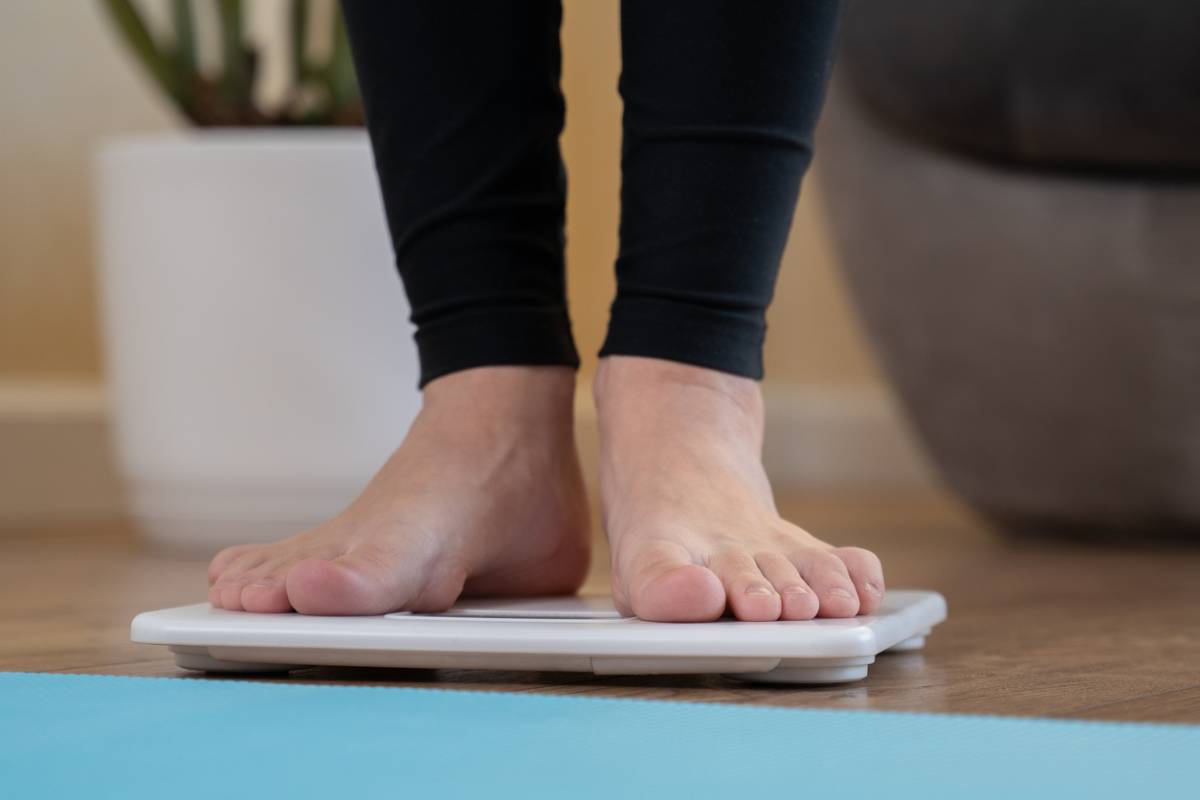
xmin=1070 ymin=687 xmax=1200 ymax=723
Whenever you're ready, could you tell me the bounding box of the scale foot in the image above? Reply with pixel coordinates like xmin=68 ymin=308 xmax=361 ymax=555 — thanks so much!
xmin=170 ymin=646 xmax=298 ymax=674
xmin=732 ymin=664 xmax=869 ymax=684
xmin=729 ymin=656 xmax=874 ymax=685
xmin=886 ymin=630 xmax=931 ymax=653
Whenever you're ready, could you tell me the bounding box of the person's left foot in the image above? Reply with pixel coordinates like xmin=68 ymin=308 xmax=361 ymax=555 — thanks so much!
xmin=595 ymin=355 xmax=886 ymax=622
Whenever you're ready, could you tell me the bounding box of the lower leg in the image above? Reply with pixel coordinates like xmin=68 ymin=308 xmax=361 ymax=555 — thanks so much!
xmin=209 ymin=2 xmax=589 ymax=614
xmin=345 ymin=0 xmax=578 ymax=386
xmin=599 ymin=0 xmax=884 ymax=621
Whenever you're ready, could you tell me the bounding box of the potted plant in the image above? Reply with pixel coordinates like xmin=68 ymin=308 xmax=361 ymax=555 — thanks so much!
xmin=95 ymin=0 xmax=421 ymax=551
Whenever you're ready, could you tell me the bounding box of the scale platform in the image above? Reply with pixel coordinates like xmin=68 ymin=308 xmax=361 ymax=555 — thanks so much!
xmin=132 ymin=589 xmax=946 ymax=685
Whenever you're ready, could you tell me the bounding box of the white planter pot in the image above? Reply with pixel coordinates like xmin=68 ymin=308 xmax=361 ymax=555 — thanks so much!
xmin=95 ymin=131 xmax=420 ymax=552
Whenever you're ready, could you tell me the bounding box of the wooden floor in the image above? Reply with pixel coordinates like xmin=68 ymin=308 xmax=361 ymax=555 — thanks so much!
xmin=2 ymin=491 xmax=1197 ymax=723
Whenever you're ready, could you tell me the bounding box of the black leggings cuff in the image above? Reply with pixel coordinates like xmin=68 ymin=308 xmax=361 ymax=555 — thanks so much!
xmin=598 ymin=296 xmax=766 ymax=380
xmin=416 ymin=307 xmax=580 ymax=388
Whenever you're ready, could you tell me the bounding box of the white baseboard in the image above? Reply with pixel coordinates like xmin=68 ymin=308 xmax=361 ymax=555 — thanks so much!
xmin=0 ymin=379 xmax=126 ymax=524
xmin=0 ymin=380 xmax=934 ymax=525
xmin=761 ymin=386 xmax=935 ymax=489
xmin=573 ymin=385 xmax=934 ymax=492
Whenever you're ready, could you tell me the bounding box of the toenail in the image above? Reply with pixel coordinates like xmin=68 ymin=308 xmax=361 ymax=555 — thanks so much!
xmin=864 ymin=581 xmax=882 ymax=596
xmin=745 ymin=585 xmax=775 ymax=596
xmin=828 ymin=587 xmax=854 ymax=599
xmin=783 ymin=585 xmax=810 ymax=595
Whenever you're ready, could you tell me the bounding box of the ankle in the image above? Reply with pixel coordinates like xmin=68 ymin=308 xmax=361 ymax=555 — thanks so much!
xmin=594 ymin=356 xmax=764 ymax=430
xmin=419 ymin=366 xmax=578 ymax=445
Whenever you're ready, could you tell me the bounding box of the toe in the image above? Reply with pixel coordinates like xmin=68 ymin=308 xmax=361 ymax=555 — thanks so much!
xmin=239 ymin=580 xmax=291 ymax=613
xmin=833 ymin=546 xmax=885 ymax=615
xmin=709 ymin=550 xmax=781 ymax=621
xmin=623 ymin=541 xmax=725 ymax=622
xmin=286 ymin=558 xmax=388 ymax=616
xmin=755 ymin=552 xmax=818 ymax=620
xmin=239 ymin=562 xmax=293 ymax=613
xmin=218 ymin=582 xmax=245 ymax=611
xmin=208 ymin=549 xmax=270 ymax=610
xmin=634 ymin=564 xmax=725 ymax=622
xmin=285 ymin=541 xmax=427 ymax=616
xmin=793 ymin=550 xmax=860 ymax=618
xmin=208 ymin=544 xmax=255 ymax=586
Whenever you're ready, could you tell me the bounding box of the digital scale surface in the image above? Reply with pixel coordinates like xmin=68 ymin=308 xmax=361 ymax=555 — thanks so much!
xmin=132 ymin=589 xmax=946 ymax=684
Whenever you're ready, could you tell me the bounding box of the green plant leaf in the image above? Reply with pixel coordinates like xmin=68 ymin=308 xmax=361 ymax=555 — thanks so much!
xmin=170 ymin=0 xmax=196 ymax=105
xmin=327 ymin=9 xmax=358 ymax=111
xmin=99 ymin=0 xmax=183 ymax=104
xmin=289 ymin=0 xmax=311 ymax=82
xmin=215 ymin=0 xmax=250 ymax=109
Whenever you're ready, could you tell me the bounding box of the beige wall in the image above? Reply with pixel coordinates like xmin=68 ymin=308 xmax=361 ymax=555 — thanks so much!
xmin=1 ymin=1 xmax=175 ymax=377
xmin=0 ymin=0 xmax=882 ymax=390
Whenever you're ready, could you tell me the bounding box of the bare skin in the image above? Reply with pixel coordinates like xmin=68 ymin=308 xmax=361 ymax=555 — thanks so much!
xmin=207 ymin=357 xmax=885 ymax=621
xmin=207 ymin=366 xmax=590 ymax=615
xmin=595 ymin=356 xmax=884 ymax=622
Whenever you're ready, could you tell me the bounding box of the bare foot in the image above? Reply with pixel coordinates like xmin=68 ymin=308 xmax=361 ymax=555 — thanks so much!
xmin=207 ymin=367 xmax=590 ymax=615
xmin=596 ymin=356 xmax=885 ymax=622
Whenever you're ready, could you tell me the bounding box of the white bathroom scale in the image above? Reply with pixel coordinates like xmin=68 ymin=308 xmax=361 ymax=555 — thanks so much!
xmin=132 ymin=589 xmax=946 ymax=684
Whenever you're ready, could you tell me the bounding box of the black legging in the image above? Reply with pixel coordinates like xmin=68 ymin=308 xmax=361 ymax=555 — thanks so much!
xmin=341 ymin=1 xmax=840 ymax=387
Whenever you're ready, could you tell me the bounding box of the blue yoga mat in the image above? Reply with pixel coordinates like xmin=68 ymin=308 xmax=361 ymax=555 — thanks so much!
xmin=1 ymin=672 xmax=1194 ymax=798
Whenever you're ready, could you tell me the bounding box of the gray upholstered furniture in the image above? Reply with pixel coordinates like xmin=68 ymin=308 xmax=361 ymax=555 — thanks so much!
xmin=817 ymin=0 xmax=1200 ymax=537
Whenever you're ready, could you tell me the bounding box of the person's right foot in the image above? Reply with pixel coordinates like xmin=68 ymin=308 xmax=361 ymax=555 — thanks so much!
xmin=207 ymin=366 xmax=591 ymax=615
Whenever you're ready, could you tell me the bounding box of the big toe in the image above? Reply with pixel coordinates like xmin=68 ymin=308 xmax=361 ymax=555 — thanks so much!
xmin=285 ymin=556 xmax=395 ymax=616
xmin=284 ymin=541 xmax=460 ymax=616
xmin=630 ymin=560 xmax=726 ymax=622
